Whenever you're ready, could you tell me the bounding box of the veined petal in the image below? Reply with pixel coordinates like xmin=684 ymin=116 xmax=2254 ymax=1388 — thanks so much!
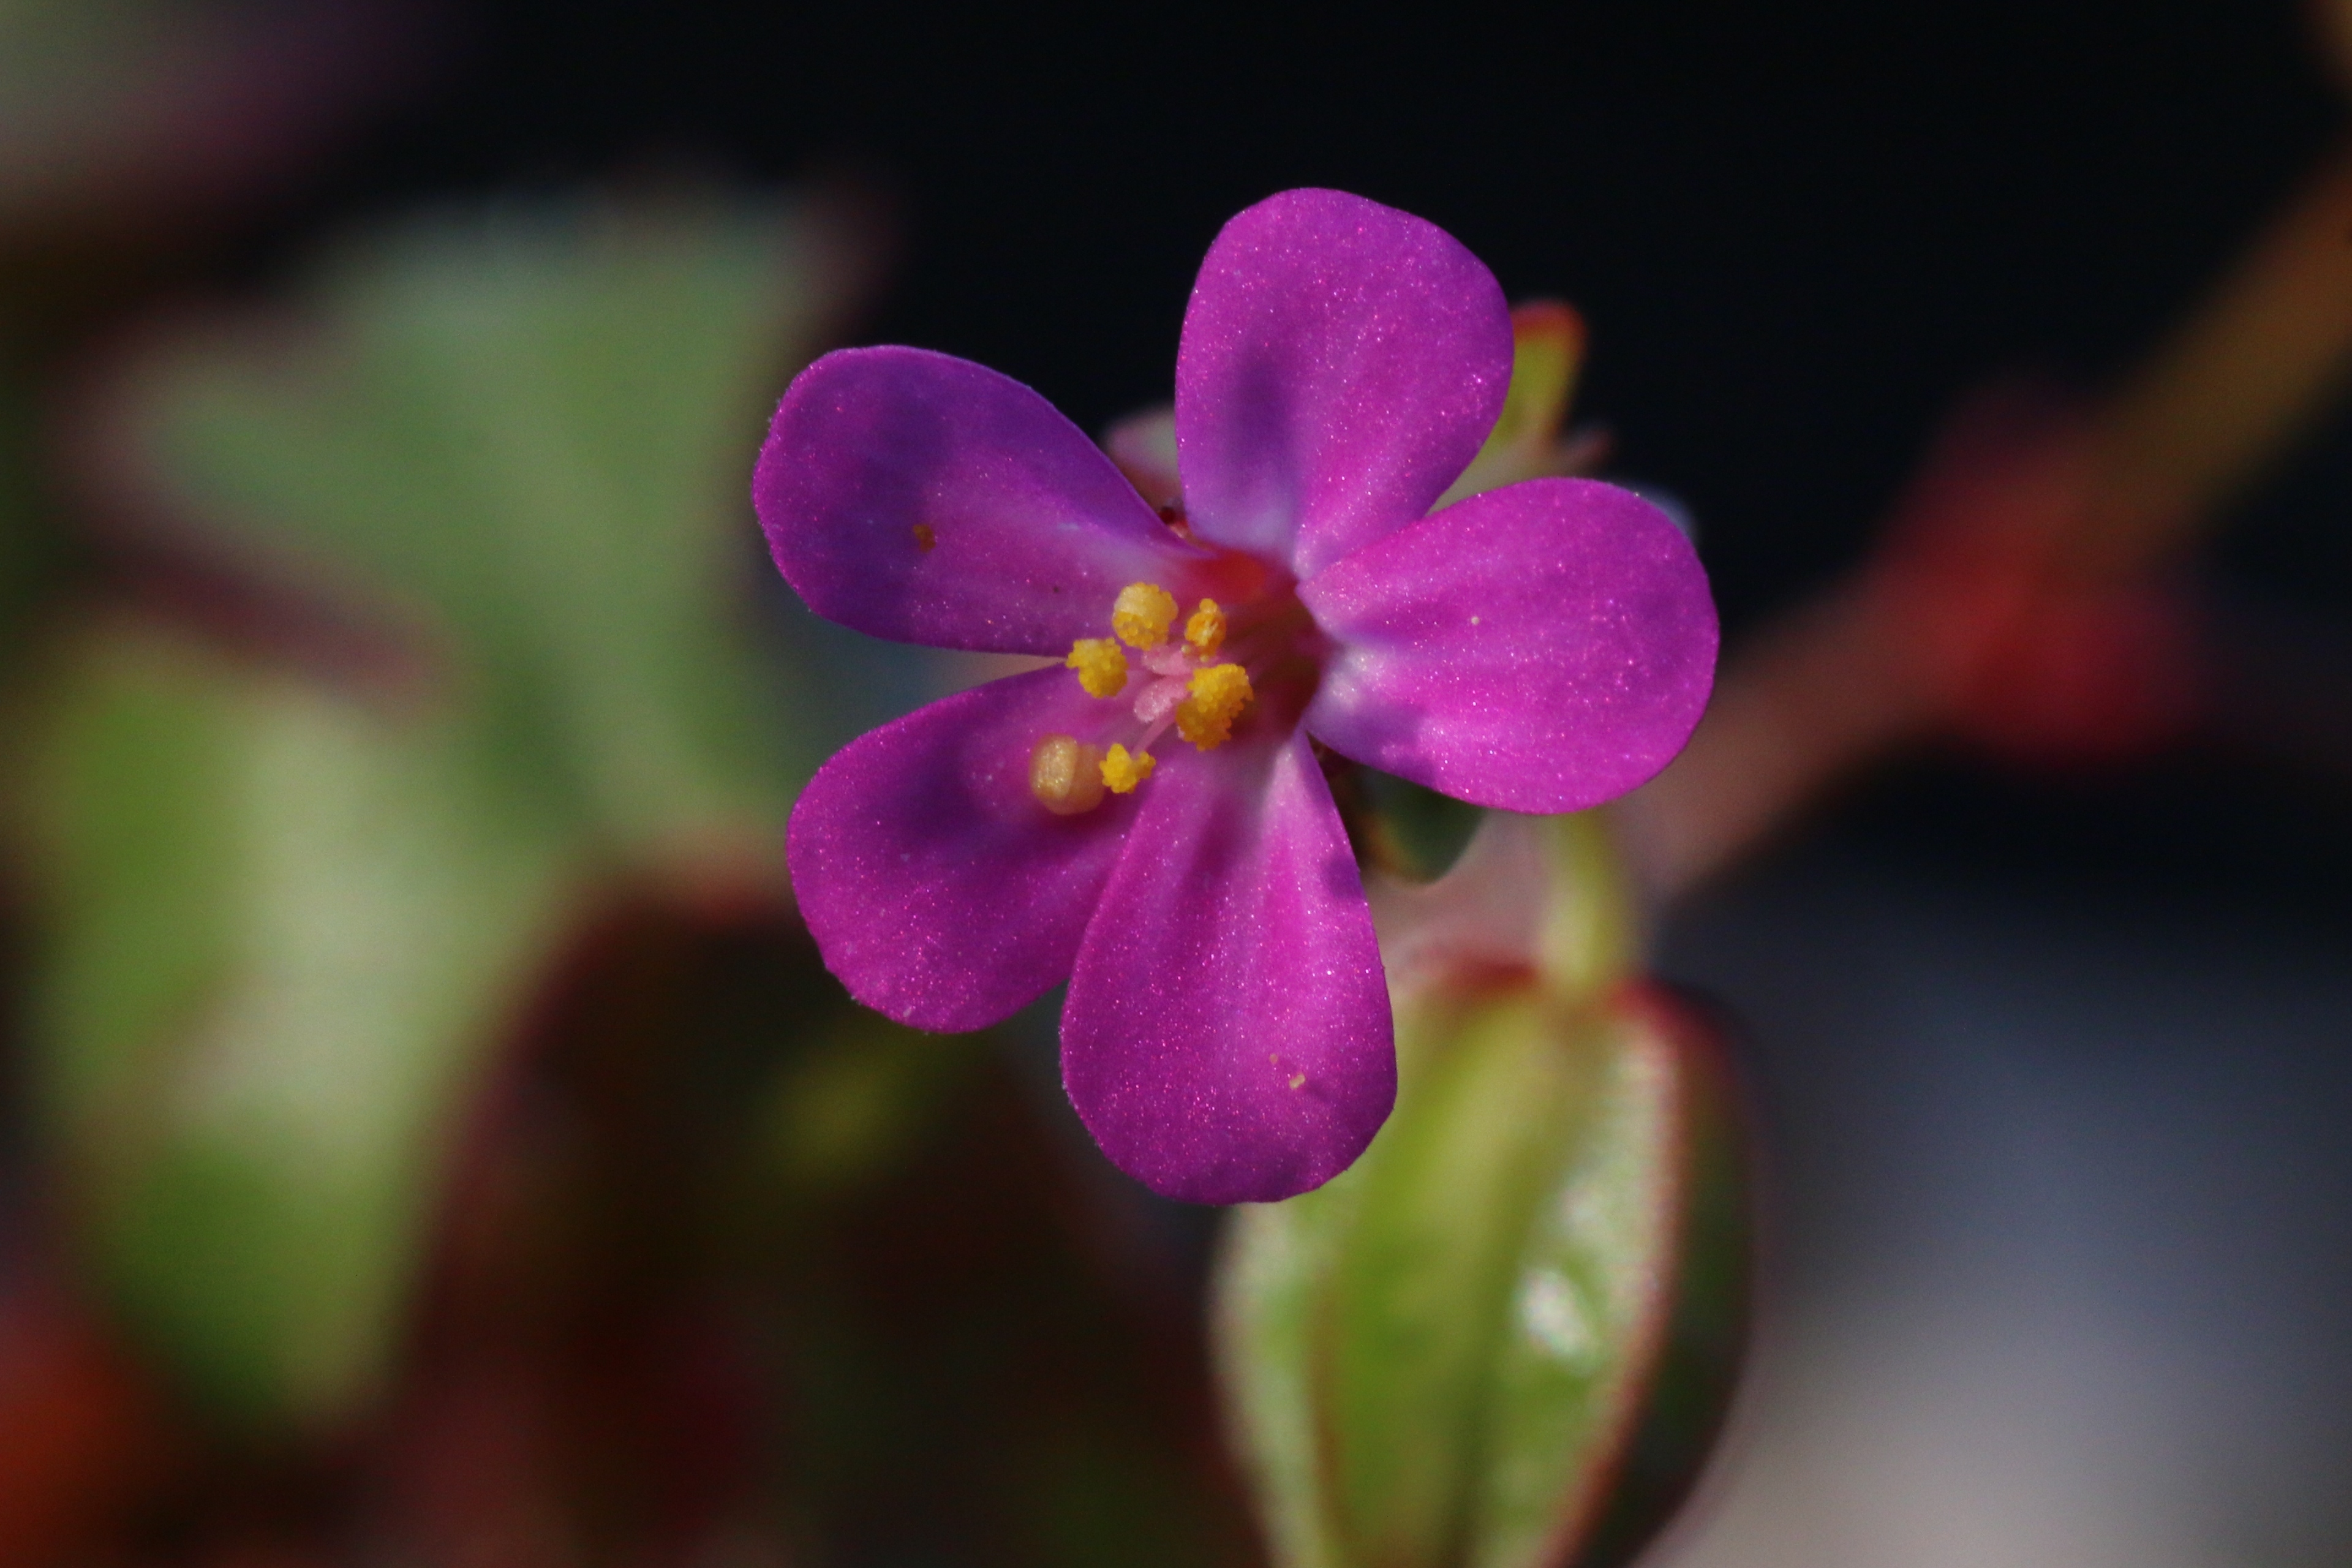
xmin=1063 ymin=733 xmax=1395 ymax=1204
xmin=1300 ymin=478 xmax=1717 ymax=813
xmin=1175 ymin=189 xmax=1512 ymax=580
xmin=787 ymin=666 xmax=1139 ymax=1031
xmin=758 ymin=346 xmax=1205 ymax=654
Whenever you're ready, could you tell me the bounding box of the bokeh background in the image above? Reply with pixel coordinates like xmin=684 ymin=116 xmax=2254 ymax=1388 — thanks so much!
xmin=2 ymin=2 xmax=2348 ymax=1564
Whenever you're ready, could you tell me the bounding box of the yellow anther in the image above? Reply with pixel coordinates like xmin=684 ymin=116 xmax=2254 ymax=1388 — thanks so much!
xmin=1183 ymin=598 xmax=1227 ymax=659
xmin=1099 ymin=744 xmax=1156 ymax=794
xmin=1030 ymin=734 xmax=1107 ymax=815
xmin=1175 ymin=663 xmax=1253 ymax=749
xmin=1066 ymin=636 xmax=1128 ymax=698
xmin=1112 ymin=582 xmax=1178 ymax=649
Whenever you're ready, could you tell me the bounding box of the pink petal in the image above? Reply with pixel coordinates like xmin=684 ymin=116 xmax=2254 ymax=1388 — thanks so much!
xmin=1061 ymin=733 xmax=1395 ymax=1204
xmin=758 ymin=346 xmax=1207 ymax=654
xmin=1174 ymin=189 xmax=1513 ymax=579
xmin=787 ymin=666 xmax=1139 ymax=1031
xmin=1300 ymin=478 xmax=1718 ymax=813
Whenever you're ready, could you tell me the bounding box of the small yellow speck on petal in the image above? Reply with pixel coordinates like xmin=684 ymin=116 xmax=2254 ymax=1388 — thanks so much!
xmin=1099 ymin=744 xmax=1155 ymax=794
xmin=1112 ymin=582 xmax=1178 ymax=649
xmin=1288 ymin=1072 xmax=1306 ymax=1090
xmin=1066 ymin=637 xmax=1128 ymax=698
xmin=1175 ymin=663 xmax=1253 ymax=749
xmin=912 ymin=523 xmax=937 ymax=552
xmin=1030 ymin=734 xmax=1106 ymax=815
xmin=1183 ymin=598 xmax=1227 ymax=658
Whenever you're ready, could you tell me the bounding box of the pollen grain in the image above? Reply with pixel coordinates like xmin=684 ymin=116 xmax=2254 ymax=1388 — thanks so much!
xmin=1099 ymin=744 xmax=1156 ymax=794
xmin=1183 ymin=598 xmax=1227 ymax=659
xmin=1066 ymin=637 xmax=1129 ymax=698
xmin=1112 ymin=582 xmax=1178 ymax=649
xmin=1175 ymin=663 xmax=1253 ymax=749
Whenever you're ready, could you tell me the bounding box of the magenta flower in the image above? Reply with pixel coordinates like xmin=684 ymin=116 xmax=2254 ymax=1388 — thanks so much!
xmin=756 ymin=189 xmax=1716 ymax=1204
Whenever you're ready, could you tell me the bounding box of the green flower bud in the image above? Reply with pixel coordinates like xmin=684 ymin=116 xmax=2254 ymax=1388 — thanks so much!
xmin=1215 ymin=813 xmax=1751 ymax=1568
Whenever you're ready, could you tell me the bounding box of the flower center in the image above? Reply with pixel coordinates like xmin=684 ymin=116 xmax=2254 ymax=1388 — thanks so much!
xmin=1030 ymin=569 xmax=1314 ymax=815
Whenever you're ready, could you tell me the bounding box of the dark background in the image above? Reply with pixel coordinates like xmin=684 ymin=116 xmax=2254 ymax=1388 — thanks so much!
xmin=236 ymin=0 xmax=2348 ymax=632
xmin=227 ymin=0 xmax=2352 ymax=932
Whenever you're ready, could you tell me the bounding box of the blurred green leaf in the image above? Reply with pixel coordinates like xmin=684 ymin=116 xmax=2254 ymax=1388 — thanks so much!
xmin=11 ymin=187 xmax=872 ymax=1433
xmin=0 ymin=364 xmax=52 ymax=668
xmin=115 ymin=191 xmax=864 ymax=857
xmin=0 ymin=0 xmax=183 ymax=141
xmin=761 ymin=1008 xmax=980 ymax=1196
xmin=23 ymin=624 xmax=571 ymax=1427
xmin=1351 ymin=767 xmax=1483 ymax=884
xmin=1217 ymin=984 xmax=1744 ymax=1568
xmin=0 ymin=0 xmax=369 ymax=225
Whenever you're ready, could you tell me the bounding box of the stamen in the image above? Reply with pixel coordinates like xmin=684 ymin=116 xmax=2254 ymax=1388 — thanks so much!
xmin=1099 ymin=744 xmax=1155 ymax=794
xmin=1066 ymin=637 xmax=1129 ymax=698
xmin=1183 ymin=598 xmax=1227 ymax=659
xmin=1112 ymin=582 xmax=1178 ymax=649
xmin=1175 ymin=663 xmax=1253 ymax=749
xmin=1030 ymin=734 xmax=1107 ymax=815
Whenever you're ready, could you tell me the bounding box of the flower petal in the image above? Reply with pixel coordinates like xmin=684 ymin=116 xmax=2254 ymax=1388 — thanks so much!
xmin=787 ymin=666 xmax=1140 ymax=1031
xmin=758 ymin=346 xmax=1204 ymax=654
xmin=1174 ymin=189 xmax=1513 ymax=579
xmin=1300 ymin=478 xmax=1717 ymax=813
xmin=1062 ymin=733 xmax=1395 ymax=1204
